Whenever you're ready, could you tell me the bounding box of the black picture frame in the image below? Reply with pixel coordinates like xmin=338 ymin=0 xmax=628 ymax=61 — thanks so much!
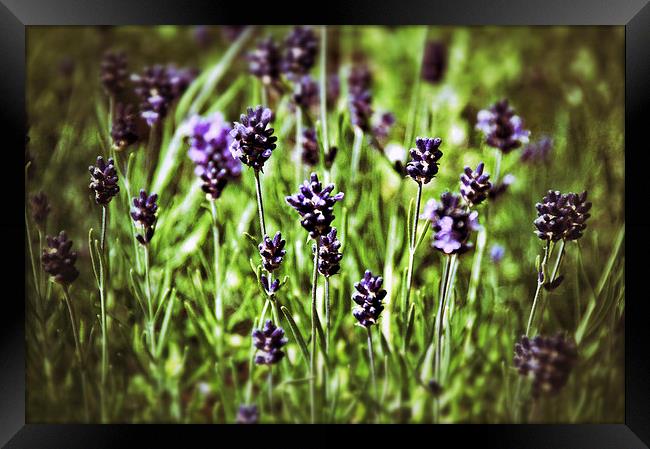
xmin=4 ymin=0 xmax=649 ymax=446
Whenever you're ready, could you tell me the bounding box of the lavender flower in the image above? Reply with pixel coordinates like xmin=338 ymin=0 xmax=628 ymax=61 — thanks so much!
xmin=229 ymin=106 xmax=277 ymax=172
xmin=182 ymin=113 xmax=241 ymax=200
xmin=476 ymin=99 xmax=530 ymax=153
xmin=521 ymin=136 xmax=553 ymax=164
xmin=260 ymin=275 xmax=280 ymax=295
xmin=285 ymin=172 xmax=344 ymax=239
xmin=352 ymin=270 xmax=387 ymax=328
xmin=30 ymin=192 xmax=51 ymax=227
xmin=316 ymin=228 xmax=343 ymax=277
xmin=89 ymin=156 xmax=120 ymax=206
xmin=422 ymin=192 xmax=480 ymax=255
xmin=301 ymin=128 xmax=319 ymax=166
xmin=371 ymin=112 xmax=395 ymax=149
xmin=490 ymin=244 xmax=505 ymax=263
xmin=236 ymin=405 xmax=259 ymax=424
xmin=100 ymin=51 xmax=128 ymax=96
xmin=460 ymin=162 xmax=492 ymax=206
xmin=252 ymin=320 xmax=288 ymax=365
xmin=111 ymin=103 xmax=139 ymax=150
xmin=247 ymin=37 xmax=281 ymax=86
xmin=421 ymin=41 xmax=447 ymax=84
xmin=513 ymin=333 xmax=577 ymax=398
xmin=41 ymin=231 xmax=79 ymax=285
xmin=292 ymin=75 xmax=319 ymax=110
xmin=534 ymin=190 xmax=592 ymax=242
xmin=259 ymin=231 xmax=286 ymax=272
xmin=347 ymin=65 xmax=373 ymax=132
xmin=406 ymin=137 xmax=443 ymax=185
xmin=281 ymin=26 xmax=318 ymax=78
xmin=130 ymin=189 xmax=158 ymax=245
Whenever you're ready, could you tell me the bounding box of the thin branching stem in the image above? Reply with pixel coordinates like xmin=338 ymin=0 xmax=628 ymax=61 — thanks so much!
xmin=62 ymin=286 xmax=90 ymax=421
xmin=319 ymin=26 xmax=329 ymax=169
xmin=405 ymin=181 xmax=423 ymax=309
xmin=310 ymin=240 xmax=320 ymax=423
xmin=526 ymin=241 xmax=551 ymax=336
xmin=325 ymin=276 xmax=331 ymax=355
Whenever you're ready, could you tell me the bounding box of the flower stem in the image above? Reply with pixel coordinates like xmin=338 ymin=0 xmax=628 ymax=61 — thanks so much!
xmin=325 ymin=276 xmax=331 ymax=355
xmin=144 ymin=244 xmax=156 ymax=356
xmin=434 ymin=255 xmax=454 ymax=382
xmin=319 ymin=26 xmax=329 ymax=169
xmin=210 ymin=201 xmax=222 ymax=330
xmin=99 ymin=207 xmax=109 ymax=422
xmin=493 ymin=149 xmax=503 ymax=185
xmin=405 ymin=182 xmax=423 ymax=310
xmin=253 ymin=170 xmax=267 ymax=238
xmin=295 ymin=107 xmax=303 ymax=184
xmin=367 ymin=326 xmax=378 ymax=408
xmin=526 ymin=241 xmax=551 ymax=336
xmin=351 ymin=126 xmax=364 ymax=177
xmin=549 ymin=239 xmax=566 ymax=285
xmin=62 ymin=286 xmax=90 ymax=421
xmin=310 ymin=240 xmax=320 ymax=423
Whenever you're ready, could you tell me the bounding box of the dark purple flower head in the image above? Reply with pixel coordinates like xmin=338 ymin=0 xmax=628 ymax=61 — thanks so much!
xmin=259 ymin=231 xmax=286 ymax=273
xmin=534 ymin=190 xmax=591 ymax=242
xmin=476 ymin=99 xmax=530 ymax=153
xmin=421 ymin=41 xmax=447 ymax=84
xmin=282 ymin=26 xmax=318 ymax=78
xmin=89 ymin=156 xmax=120 ymax=206
xmin=301 ymin=128 xmax=319 ymax=166
xmin=182 ymin=113 xmax=241 ymax=200
xmin=292 ymin=75 xmax=319 ymax=110
xmin=229 ymin=106 xmax=277 ymax=172
xmin=406 ymin=137 xmax=443 ymax=185
xmin=30 ymin=192 xmax=51 ymax=227
xmin=460 ymin=162 xmax=492 ymax=206
xmin=285 ymin=172 xmax=344 ymax=239
xmin=130 ymin=189 xmax=158 ymax=245
xmin=521 ymin=136 xmax=553 ymax=164
xmin=422 ymin=192 xmax=480 ymax=255
xmin=252 ymin=320 xmax=288 ymax=365
xmin=248 ymin=37 xmax=281 ymax=86
xmin=100 ymin=50 xmax=128 ymax=96
xmin=41 ymin=231 xmax=79 ymax=286
xmin=352 ymin=270 xmax=387 ymax=328
xmin=236 ymin=405 xmax=259 ymax=424
xmin=111 ymin=103 xmax=139 ymax=151
xmin=514 ymin=333 xmax=577 ymax=398
xmin=347 ymin=65 xmax=373 ymax=132
xmin=315 ymin=228 xmax=343 ymax=277
xmin=131 ymin=64 xmax=196 ymax=126
xmin=490 ymin=244 xmax=505 ymax=264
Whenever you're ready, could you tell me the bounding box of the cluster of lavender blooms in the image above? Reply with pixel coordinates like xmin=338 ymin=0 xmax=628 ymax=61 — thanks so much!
xmin=252 ymin=320 xmax=288 ymax=365
xmin=352 ymin=270 xmax=387 ymax=328
xmin=88 ymin=156 xmax=120 ymax=206
xmin=285 ymin=173 xmax=344 ymax=240
xmin=534 ymin=190 xmax=592 ymax=242
xmin=521 ymin=136 xmax=553 ymax=164
xmin=30 ymin=192 xmax=51 ymax=227
xmin=347 ymin=65 xmax=373 ymax=132
xmin=421 ymin=40 xmax=447 ymax=84
xmin=230 ymin=106 xmax=277 ymax=172
xmin=100 ymin=50 xmax=128 ymax=96
xmin=460 ymin=162 xmax=492 ymax=207
xmin=422 ymin=192 xmax=480 ymax=255
xmin=247 ymin=37 xmax=282 ymax=87
xmin=130 ymin=189 xmax=159 ymax=245
xmin=476 ymin=99 xmax=530 ymax=153
xmin=41 ymin=231 xmax=79 ymax=286
xmin=406 ymin=137 xmax=443 ymax=185
xmin=259 ymin=231 xmax=286 ymax=295
xmin=236 ymin=405 xmax=259 ymax=424
xmin=182 ymin=112 xmax=242 ymax=200
xmin=131 ymin=65 xmax=196 ymax=126
xmin=291 ymin=75 xmax=319 ymax=111
xmin=514 ymin=333 xmax=577 ymax=398
xmin=111 ymin=103 xmax=139 ymax=151
xmin=316 ymin=228 xmax=343 ymax=277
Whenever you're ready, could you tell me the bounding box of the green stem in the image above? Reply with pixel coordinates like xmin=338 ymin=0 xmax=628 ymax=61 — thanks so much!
xmin=526 ymin=241 xmax=551 ymax=336
xmin=295 ymin=107 xmax=303 ymax=183
xmin=210 ymin=201 xmax=223 ymax=329
xmin=253 ymin=170 xmax=267 ymax=238
xmin=62 ymin=286 xmax=90 ymax=421
xmin=325 ymin=276 xmax=331 ymax=355
xmin=144 ymin=243 xmax=156 ymax=356
xmin=351 ymin=126 xmax=363 ymax=177
xmin=405 ymin=182 xmax=423 ymax=309
xmin=434 ymin=255 xmax=454 ymax=383
xmin=367 ymin=326 xmax=378 ymax=417
xmin=310 ymin=241 xmax=320 ymax=423
xmin=99 ymin=207 xmax=109 ymax=421
xmin=267 ymin=368 xmax=273 ymax=414
xmin=549 ymin=240 xmax=566 ymax=284
xmin=319 ymin=26 xmax=329 ymax=169
xmin=493 ymin=149 xmax=503 ymax=185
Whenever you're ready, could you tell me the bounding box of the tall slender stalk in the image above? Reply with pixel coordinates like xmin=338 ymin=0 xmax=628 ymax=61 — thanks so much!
xmin=526 ymin=241 xmax=551 ymax=336
xmin=143 ymin=244 xmax=156 ymax=356
xmin=434 ymin=255 xmax=454 ymax=382
xmin=325 ymin=276 xmax=331 ymax=355
xmin=253 ymin=170 xmax=267 ymax=237
xmin=209 ymin=201 xmax=223 ymax=331
xmin=319 ymin=26 xmax=329 ymax=170
xmin=405 ymin=182 xmax=423 ymax=309
xmin=295 ymin=107 xmax=303 ymax=184
xmin=62 ymin=286 xmax=90 ymax=421
xmin=98 ymin=206 xmax=109 ymax=422
xmin=310 ymin=241 xmax=320 ymax=423
xmin=351 ymin=126 xmax=364 ymax=177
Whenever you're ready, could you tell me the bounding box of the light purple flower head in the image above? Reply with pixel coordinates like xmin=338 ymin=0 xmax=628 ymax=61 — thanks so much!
xmin=422 ymin=192 xmax=480 ymax=255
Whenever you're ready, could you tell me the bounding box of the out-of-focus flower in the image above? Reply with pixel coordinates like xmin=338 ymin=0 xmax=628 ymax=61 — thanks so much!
xmin=352 ymin=270 xmax=387 ymax=328
xmin=460 ymin=162 xmax=492 ymax=206
xmin=301 ymin=128 xmax=319 ymax=166
xmin=292 ymin=75 xmax=319 ymax=110
xmin=421 ymin=40 xmax=447 ymax=84
xmin=41 ymin=231 xmax=79 ymax=286
xmin=111 ymin=103 xmax=139 ymax=151
xmin=193 ymin=26 xmax=213 ymax=49
xmin=89 ymin=156 xmax=120 ymax=206
xmin=513 ymin=333 xmax=577 ymax=398
xmin=534 ymin=190 xmax=592 ymax=241
xmin=30 ymin=192 xmax=51 ymax=227
xmin=371 ymin=112 xmax=395 ymax=149
xmin=285 ymin=172 xmax=344 ymax=239
xmin=282 ymin=26 xmax=318 ymax=78
xmin=521 ymin=136 xmax=553 ymax=164
xmin=230 ymin=106 xmax=277 ymax=172
xmin=252 ymin=320 xmax=288 ymax=365
xmin=130 ymin=189 xmax=158 ymax=245
xmin=236 ymin=405 xmax=259 ymax=424
xmin=247 ymin=37 xmax=281 ymax=86
xmin=327 ymin=74 xmax=340 ymax=109
xmin=422 ymin=192 xmax=480 ymax=255
xmin=406 ymin=137 xmax=443 ymax=185
xmin=347 ymin=65 xmax=373 ymax=132
xmin=324 ymin=146 xmax=338 ymax=169
xmin=490 ymin=244 xmax=505 ymax=263
xmin=476 ymin=99 xmax=530 ymax=153
xmin=316 ymin=228 xmax=342 ymax=277
xmin=488 ymin=173 xmax=515 ymax=201
xmin=101 ymin=51 xmax=128 ymax=96
xmin=259 ymin=231 xmax=286 ymax=273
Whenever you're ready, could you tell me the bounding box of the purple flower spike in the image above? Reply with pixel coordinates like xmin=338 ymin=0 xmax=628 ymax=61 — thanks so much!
xmin=100 ymin=50 xmax=128 ymax=96
xmin=130 ymin=189 xmax=158 ymax=245
xmin=236 ymin=405 xmax=259 ymax=424
xmin=292 ymin=75 xmax=319 ymax=110
xmin=406 ymin=137 xmax=443 ymax=185
xmin=476 ymin=99 xmax=530 ymax=153
xmin=259 ymin=231 xmax=286 ymax=273
xmin=281 ymin=26 xmax=318 ymax=78
xmin=534 ymin=190 xmax=591 ymax=242
xmin=301 ymin=128 xmax=319 ymax=166
xmin=421 ymin=41 xmax=447 ymax=84
xmin=252 ymin=320 xmax=288 ymax=365
xmin=352 ymin=270 xmax=387 ymax=328
xmin=422 ymin=192 xmax=480 ymax=255
xmin=42 ymin=231 xmax=79 ymax=286
xmin=347 ymin=65 xmax=373 ymax=132
xmin=285 ymin=172 xmax=344 ymax=240
xmin=230 ymin=106 xmax=277 ymax=172
xmin=111 ymin=103 xmax=139 ymax=151
xmin=247 ymin=37 xmax=281 ymax=86
xmin=89 ymin=156 xmax=120 ymax=206
xmin=315 ymin=227 xmax=343 ymax=277
xmin=460 ymin=162 xmax=492 ymax=206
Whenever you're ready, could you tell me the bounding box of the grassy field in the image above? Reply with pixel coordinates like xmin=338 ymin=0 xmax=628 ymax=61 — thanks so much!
xmin=25 ymin=25 xmax=624 ymax=423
